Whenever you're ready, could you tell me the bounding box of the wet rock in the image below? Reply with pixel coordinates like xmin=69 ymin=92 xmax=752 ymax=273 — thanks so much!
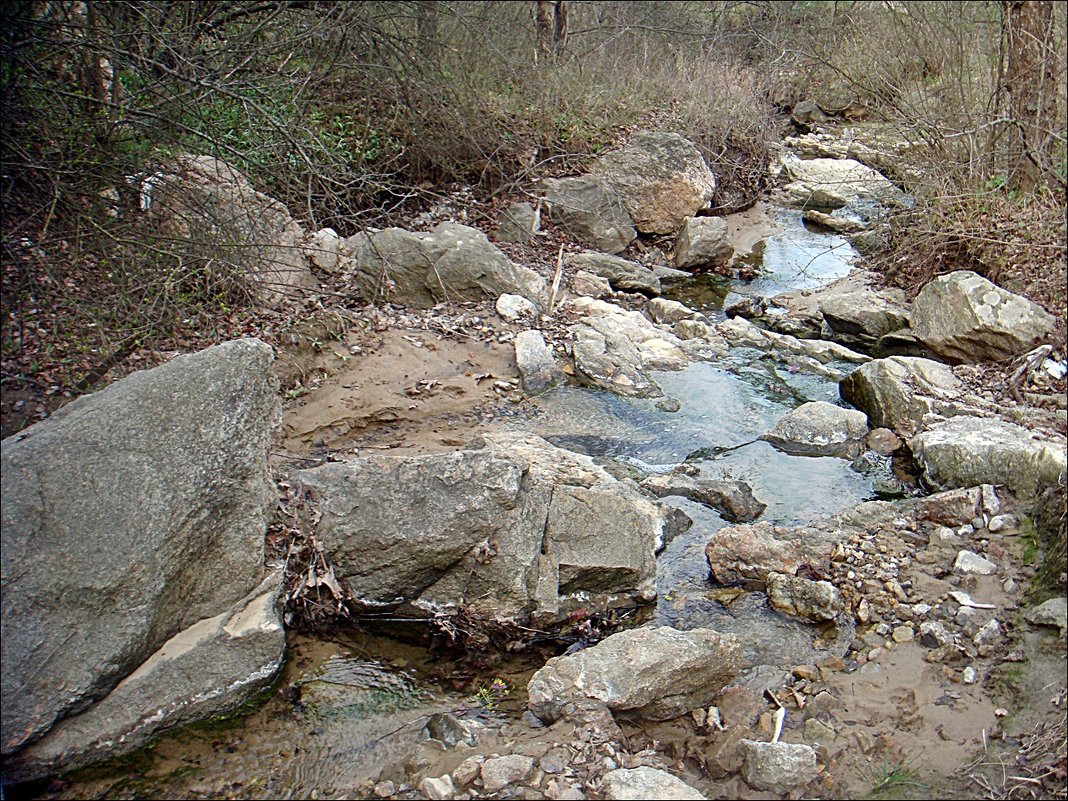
xmin=641 ymin=474 xmax=766 ymax=523
xmin=866 ymin=428 xmax=902 ymax=455
xmin=724 ymin=296 xmax=768 ymax=320
xmin=953 ymin=550 xmax=998 ymax=576
xmin=839 ymin=356 xmax=963 ymax=431
xmin=656 ymin=397 xmax=682 ymax=413
xmin=590 ymin=132 xmax=716 ymax=234
xmin=910 ymin=417 xmax=1066 ymax=497
xmin=760 ymin=400 xmax=869 ymax=457
xmin=603 ymin=766 xmax=706 ymax=800
xmin=571 ymin=270 xmax=614 ymax=299
xmin=673 ymin=216 xmax=734 ymax=272
xmin=706 ymin=522 xmax=838 ymax=584
xmin=1025 ymin=597 xmax=1067 ymax=634
xmin=739 ymin=740 xmax=819 ymax=793
xmin=345 ymin=223 xmax=545 ymax=309
xmin=494 ymin=201 xmax=540 ymax=244
xmin=420 ymin=774 xmax=456 ymax=800
xmin=569 ymin=298 xmax=689 ymax=398
xmin=911 ymin=271 xmax=1056 ymax=364
xmin=497 ymin=293 xmax=539 ymax=323
xmin=567 ymin=251 xmax=661 ymax=296
xmin=647 ymin=297 xmax=702 ymax=325
xmin=145 ymin=155 xmax=317 ymax=305
xmin=291 ymin=433 xmax=667 ymax=623
xmin=542 ymin=175 xmax=636 ymax=254
xmin=515 ymin=330 xmax=565 ymax=395
xmin=481 ymin=754 xmax=534 ymax=792
xmin=527 ymin=626 xmax=743 ymax=723
xmin=426 ymin=713 xmax=480 ymax=747
xmin=10 ymin=571 xmax=284 ymax=781
xmin=765 ymin=572 xmax=843 ymax=622
xmin=802 ymin=209 xmax=865 ymax=234
xmin=1 ymin=339 xmax=279 ymax=769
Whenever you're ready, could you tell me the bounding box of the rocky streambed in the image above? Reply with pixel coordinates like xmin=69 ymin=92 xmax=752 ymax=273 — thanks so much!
xmin=3 ymin=130 xmax=1065 ymax=801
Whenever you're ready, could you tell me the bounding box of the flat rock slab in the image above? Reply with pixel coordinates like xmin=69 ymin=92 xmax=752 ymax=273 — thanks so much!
xmin=567 ymin=251 xmax=661 ymax=296
xmin=603 ymin=766 xmax=706 ymax=800
xmin=527 ymin=626 xmax=743 ymax=723
xmin=909 ymin=416 xmax=1066 ymax=498
xmin=640 ymin=474 xmax=766 ymax=523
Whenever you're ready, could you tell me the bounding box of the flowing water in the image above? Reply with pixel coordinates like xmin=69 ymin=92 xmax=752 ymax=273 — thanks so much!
xmin=21 ymin=203 xmax=882 ymax=799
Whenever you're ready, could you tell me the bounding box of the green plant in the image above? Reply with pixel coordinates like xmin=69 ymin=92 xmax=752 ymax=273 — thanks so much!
xmin=469 ymin=677 xmax=509 ymax=711
xmin=867 ymin=756 xmax=927 ymax=797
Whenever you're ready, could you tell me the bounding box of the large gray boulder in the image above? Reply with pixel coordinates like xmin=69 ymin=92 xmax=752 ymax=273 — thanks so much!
xmin=910 ymin=417 xmax=1066 ymax=497
xmin=760 ymin=400 xmax=869 ymax=457
xmin=343 ymin=223 xmax=545 ymax=308
xmin=9 ymin=570 xmax=285 ymax=780
xmin=1 ymin=339 xmax=280 ymax=765
xmin=839 ymin=356 xmax=962 ymax=431
xmin=289 ymin=433 xmax=667 ymax=622
xmin=910 ymin=271 xmax=1056 ymax=364
xmin=492 ymin=200 xmax=540 ymax=244
xmin=145 ymin=155 xmax=317 ymax=305
xmin=541 ymin=175 xmax=636 ymax=254
xmin=673 ymin=216 xmax=734 ymax=272
xmin=567 ymin=251 xmax=661 ymax=296
xmin=527 ymin=626 xmax=743 ymax=723
xmin=590 ymin=132 xmax=717 ymax=234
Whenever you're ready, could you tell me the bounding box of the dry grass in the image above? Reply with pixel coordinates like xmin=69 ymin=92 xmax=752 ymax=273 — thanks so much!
xmin=961 ymin=710 xmax=1068 ymax=800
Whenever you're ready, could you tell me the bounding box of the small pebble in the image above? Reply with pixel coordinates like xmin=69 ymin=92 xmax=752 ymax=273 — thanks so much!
xmin=962 ymin=666 xmax=978 ymax=684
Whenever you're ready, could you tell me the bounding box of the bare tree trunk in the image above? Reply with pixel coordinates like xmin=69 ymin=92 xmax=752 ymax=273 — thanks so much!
xmin=1002 ymin=0 xmax=1058 ymax=193
xmin=552 ymin=0 xmax=568 ymax=56
xmin=534 ymin=0 xmax=566 ymax=63
xmin=416 ymin=0 xmax=439 ymax=60
xmin=535 ymin=0 xmax=553 ymax=62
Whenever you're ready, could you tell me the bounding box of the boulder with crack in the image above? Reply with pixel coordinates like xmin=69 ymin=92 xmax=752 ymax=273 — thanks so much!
xmin=1 ymin=339 xmax=281 ymax=778
xmin=910 ymin=270 xmax=1056 ymax=364
xmin=289 ymin=433 xmax=668 ymax=624
xmin=527 ymin=626 xmax=743 ymax=723
xmin=590 ymin=132 xmax=717 ymax=234
xmin=342 ymin=222 xmax=545 ymax=309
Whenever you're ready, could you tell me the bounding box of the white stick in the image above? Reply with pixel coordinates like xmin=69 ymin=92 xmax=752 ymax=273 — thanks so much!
xmin=771 ymin=706 xmax=786 ymax=744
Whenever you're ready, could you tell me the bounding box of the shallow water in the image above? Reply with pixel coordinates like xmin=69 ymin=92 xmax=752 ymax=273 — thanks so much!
xmin=664 ymin=206 xmax=855 ymax=317
xmin=23 ymin=203 xmax=875 ymax=800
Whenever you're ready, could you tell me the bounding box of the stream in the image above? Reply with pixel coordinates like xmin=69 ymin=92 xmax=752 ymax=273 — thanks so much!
xmin=24 ymin=205 xmax=897 ymax=801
